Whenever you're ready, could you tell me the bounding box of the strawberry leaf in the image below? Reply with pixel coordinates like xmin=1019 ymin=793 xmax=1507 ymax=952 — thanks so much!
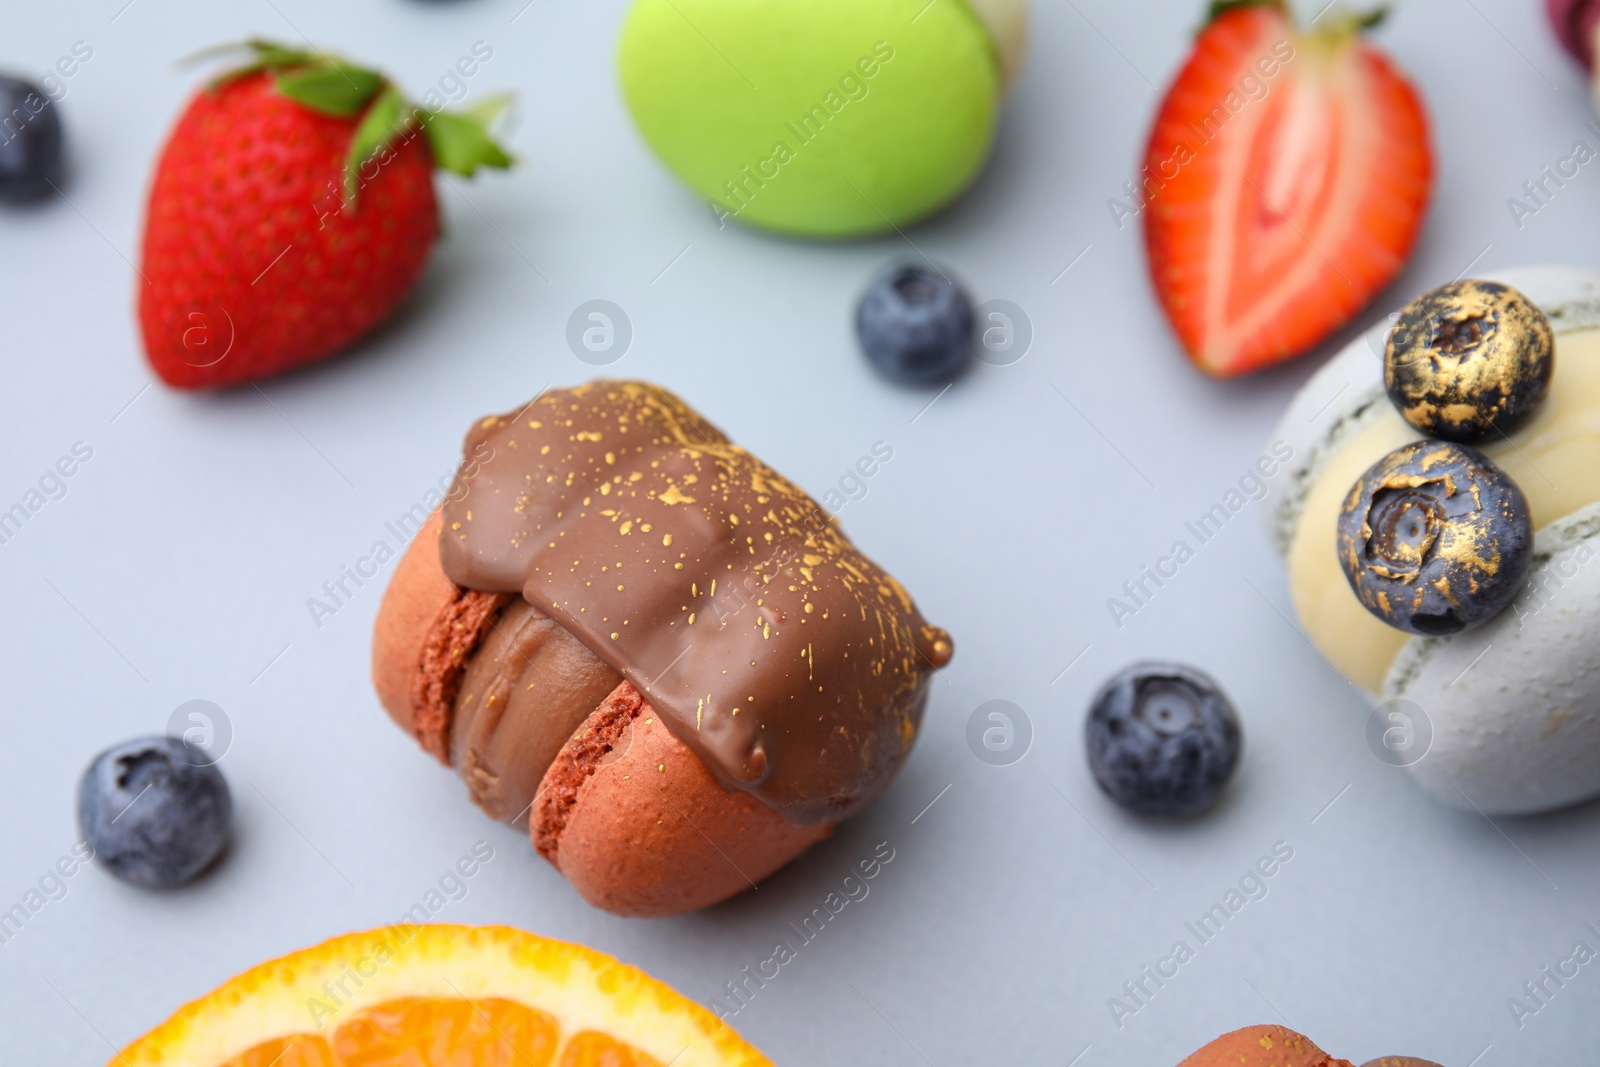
xmin=419 ymin=106 xmax=514 ymax=177
xmin=191 ymin=39 xmax=303 ymax=91
xmin=242 ymin=39 xmax=322 ymax=68
xmin=343 ymin=83 xmax=410 ymax=204
xmin=1356 ymin=6 xmax=1389 ymax=29
xmin=184 ymin=37 xmax=515 ymax=199
xmin=460 ymin=92 xmax=514 ymax=130
xmin=276 ymin=64 xmax=384 ymax=117
xmin=1201 ymin=0 xmax=1284 ymax=28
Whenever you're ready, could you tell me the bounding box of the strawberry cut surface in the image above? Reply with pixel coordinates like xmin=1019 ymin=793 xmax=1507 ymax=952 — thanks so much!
xmin=139 ymin=72 xmax=439 ymax=388
xmin=1142 ymin=3 xmax=1433 ymax=376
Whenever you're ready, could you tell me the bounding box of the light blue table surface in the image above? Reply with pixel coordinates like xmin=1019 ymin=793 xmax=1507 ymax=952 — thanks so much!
xmin=3 ymin=0 xmax=1598 ymax=1063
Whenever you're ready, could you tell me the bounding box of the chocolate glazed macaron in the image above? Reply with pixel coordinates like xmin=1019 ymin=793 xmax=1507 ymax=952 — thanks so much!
xmin=1177 ymin=1025 xmax=1443 ymax=1067
xmin=373 ymin=381 xmax=953 ymax=917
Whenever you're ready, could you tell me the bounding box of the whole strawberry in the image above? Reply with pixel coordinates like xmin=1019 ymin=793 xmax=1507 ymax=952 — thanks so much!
xmin=1140 ymin=1 xmax=1432 ymax=377
xmin=139 ymin=41 xmax=511 ymax=389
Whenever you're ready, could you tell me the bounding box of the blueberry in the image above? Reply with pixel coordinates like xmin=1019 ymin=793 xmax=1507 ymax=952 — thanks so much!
xmin=1384 ymin=280 xmax=1554 ymax=441
xmin=1336 ymin=440 xmax=1533 ymax=635
xmin=1085 ymin=662 xmax=1242 ymax=817
xmin=78 ymin=737 xmax=232 ymax=888
xmin=855 ymin=264 xmax=974 ymax=385
xmin=0 ymin=75 xmax=63 ymax=201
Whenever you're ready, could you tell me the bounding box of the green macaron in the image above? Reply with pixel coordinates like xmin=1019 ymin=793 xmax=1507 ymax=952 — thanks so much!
xmin=618 ymin=0 xmax=1020 ymax=238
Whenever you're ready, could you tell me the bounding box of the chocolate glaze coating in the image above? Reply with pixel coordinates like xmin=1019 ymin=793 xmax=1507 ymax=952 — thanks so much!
xmin=439 ymin=382 xmax=952 ymax=824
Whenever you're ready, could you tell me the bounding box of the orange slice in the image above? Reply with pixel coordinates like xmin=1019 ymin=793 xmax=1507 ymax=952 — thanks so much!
xmin=109 ymin=924 xmax=772 ymax=1067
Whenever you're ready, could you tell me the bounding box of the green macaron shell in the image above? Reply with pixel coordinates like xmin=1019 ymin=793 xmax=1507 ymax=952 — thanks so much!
xmin=618 ymin=0 xmax=1001 ymax=237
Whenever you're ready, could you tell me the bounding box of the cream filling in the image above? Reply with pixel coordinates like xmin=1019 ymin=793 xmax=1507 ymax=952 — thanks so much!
xmin=1289 ymin=328 xmax=1600 ymax=691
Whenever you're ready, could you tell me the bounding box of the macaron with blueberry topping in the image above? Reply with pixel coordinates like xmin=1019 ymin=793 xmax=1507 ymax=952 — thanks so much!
xmin=1263 ymin=266 xmax=1600 ymax=814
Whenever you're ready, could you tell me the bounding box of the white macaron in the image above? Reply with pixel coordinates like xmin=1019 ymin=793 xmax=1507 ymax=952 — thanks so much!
xmin=1265 ymin=265 xmax=1600 ymax=815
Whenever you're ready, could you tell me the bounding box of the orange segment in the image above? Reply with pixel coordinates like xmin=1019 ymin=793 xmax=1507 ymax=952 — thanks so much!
xmin=560 ymin=1032 xmax=663 ymax=1067
xmin=111 ymin=926 xmax=771 ymax=1067
xmin=222 ymin=1034 xmax=335 ymax=1067
xmin=331 ymin=997 xmax=559 ymax=1066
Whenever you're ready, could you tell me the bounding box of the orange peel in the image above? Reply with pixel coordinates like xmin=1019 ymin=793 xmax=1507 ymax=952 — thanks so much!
xmin=109 ymin=924 xmax=772 ymax=1067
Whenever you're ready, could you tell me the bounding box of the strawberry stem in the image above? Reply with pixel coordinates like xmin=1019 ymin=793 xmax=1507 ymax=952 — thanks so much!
xmin=1305 ymin=4 xmax=1390 ymax=48
xmin=1200 ymin=0 xmax=1388 ymax=39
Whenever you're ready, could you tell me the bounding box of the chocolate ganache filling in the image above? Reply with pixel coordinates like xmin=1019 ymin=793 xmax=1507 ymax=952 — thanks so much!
xmin=438 ymin=382 xmax=952 ymax=824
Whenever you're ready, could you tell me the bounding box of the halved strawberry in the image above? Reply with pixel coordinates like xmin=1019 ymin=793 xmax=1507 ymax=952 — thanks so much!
xmin=1141 ymin=1 xmax=1433 ymax=376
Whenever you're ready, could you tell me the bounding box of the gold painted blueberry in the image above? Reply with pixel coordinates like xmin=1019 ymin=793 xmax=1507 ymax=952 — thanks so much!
xmin=1336 ymin=440 xmax=1533 ymax=635
xmin=1384 ymin=280 xmax=1554 ymax=441
xmin=1085 ymin=662 xmax=1242 ymax=817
